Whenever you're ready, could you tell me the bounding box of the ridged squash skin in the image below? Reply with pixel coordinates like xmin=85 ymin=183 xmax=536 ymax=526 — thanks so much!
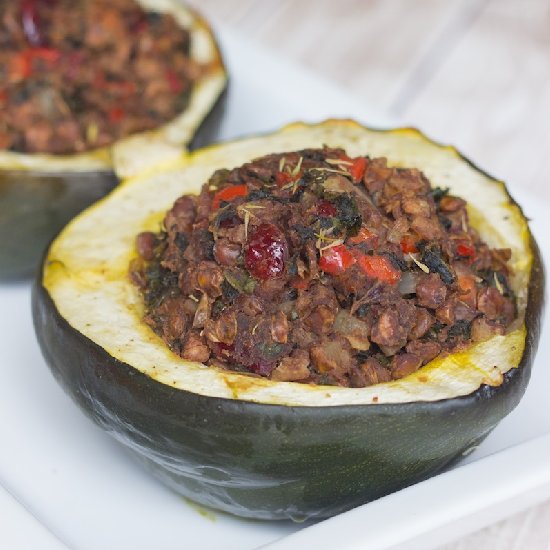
xmin=0 ymin=0 xmax=227 ymax=280
xmin=32 ymin=120 xmax=544 ymax=520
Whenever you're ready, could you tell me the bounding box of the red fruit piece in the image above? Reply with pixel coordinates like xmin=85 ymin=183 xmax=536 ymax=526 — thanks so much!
xmin=212 ymin=184 xmax=248 ymax=210
xmin=21 ymin=0 xmax=55 ymax=46
xmin=319 ymin=245 xmax=355 ymax=275
xmin=400 ymin=235 xmax=418 ymax=254
xmin=350 ymin=157 xmax=367 ymax=183
xmin=356 ymin=254 xmax=401 ymax=285
xmin=317 ymin=200 xmax=337 ymax=217
xmin=338 ymin=153 xmax=367 ymax=183
xmin=275 ymin=172 xmax=292 ymax=187
xmin=457 ymin=242 xmax=476 ymax=258
xmin=245 ymin=223 xmax=288 ymax=280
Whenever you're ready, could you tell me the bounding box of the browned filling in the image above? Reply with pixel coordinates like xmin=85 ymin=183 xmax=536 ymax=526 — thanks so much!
xmin=130 ymin=148 xmax=517 ymax=387
xmin=0 ymin=0 xmax=201 ymax=154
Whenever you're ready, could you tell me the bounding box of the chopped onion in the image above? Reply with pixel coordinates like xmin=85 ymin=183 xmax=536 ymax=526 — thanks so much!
xmin=387 ymin=217 xmax=409 ymax=244
xmin=398 ymin=271 xmax=418 ymax=295
xmin=192 ymin=293 xmax=210 ymax=328
xmin=333 ymin=310 xmax=370 ymax=350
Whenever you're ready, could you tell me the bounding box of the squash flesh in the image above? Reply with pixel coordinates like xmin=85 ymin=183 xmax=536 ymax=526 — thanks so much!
xmin=43 ymin=121 xmax=533 ymax=406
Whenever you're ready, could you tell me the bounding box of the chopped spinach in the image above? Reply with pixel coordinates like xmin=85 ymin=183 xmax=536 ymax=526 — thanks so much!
xmin=294 ymin=225 xmax=315 ymax=240
xmin=421 ymin=246 xmax=456 ymax=284
xmin=356 ymin=304 xmax=369 ymax=318
xmin=214 ymin=205 xmax=238 ymax=229
xmin=247 ymin=189 xmax=270 ymax=201
xmin=211 ymin=297 xmax=226 ymax=318
xmin=195 ymin=230 xmax=215 ymax=261
xmin=221 ymin=279 xmax=240 ymax=302
xmin=207 ymin=169 xmax=231 ymax=189
xmin=438 ymin=215 xmax=452 ymax=231
xmin=224 ymin=268 xmax=256 ymax=294
xmin=448 ymin=320 xmax=472 ymax=340
xmin=319 ymin=216 xmax=335 ymax=229
xmin=287 ymin=256 xmax=298 ymax=277
xmin=429 ymin=187 xmax=449 ymax=202
xmin=144 ymin=261 xmax=179 ymax=309
xmin=385 ymin=252 xmax=408 ymax=271
xmin=174 ymin=232 xmax=188 ymax=251
xmin=426 ymin=321 xmax=446 ymax=340
xmin=332 ymin=193 xmax=362 ymax=236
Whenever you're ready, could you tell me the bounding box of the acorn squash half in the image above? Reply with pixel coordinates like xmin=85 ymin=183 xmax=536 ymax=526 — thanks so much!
xmin=32 ymin=120 xmax=544 ymax=521
xmin=0 ymin=0 xmax=227 ymax=280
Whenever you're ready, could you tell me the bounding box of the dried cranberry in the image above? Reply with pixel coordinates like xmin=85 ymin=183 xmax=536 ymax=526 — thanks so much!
xmin=210 ymin=342 xmax=234 ymax=359
xmin=21 ymin=0 xmax=54 ymax=46
xmin=128 ymin=10 xmax=150 ymax=34
xmin=317 ymin=200 xmax=337 ymax=217
xmin=248 ymin=361 xmax=275 ymax=377
xmin=245 ymin=223 xmax=288 ymax=280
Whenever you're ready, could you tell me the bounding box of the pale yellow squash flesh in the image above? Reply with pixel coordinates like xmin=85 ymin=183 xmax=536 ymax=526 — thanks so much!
xmin=43 ymin=121 xmax=532 ymax=406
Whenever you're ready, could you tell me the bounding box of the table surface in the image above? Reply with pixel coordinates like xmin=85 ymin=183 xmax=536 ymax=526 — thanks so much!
xmin=185 ymin=0 xmax=550 ymax=548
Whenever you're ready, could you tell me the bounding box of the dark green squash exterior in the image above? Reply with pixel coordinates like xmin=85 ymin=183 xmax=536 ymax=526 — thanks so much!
xmin=31 ymin=119 xmax=545 ymax=520
xmin=31 ymin=231 xmax=543 ymax=520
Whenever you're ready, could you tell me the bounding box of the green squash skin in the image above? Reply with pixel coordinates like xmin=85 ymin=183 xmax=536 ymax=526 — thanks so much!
xmin=0 ymin=170 xmax=118 ymax=280
xmin=31 ymin=232 xmax=544 ymax=521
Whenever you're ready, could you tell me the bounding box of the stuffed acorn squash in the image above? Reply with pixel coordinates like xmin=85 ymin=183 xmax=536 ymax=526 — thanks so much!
xmin=0 ymin=0 xmax=227 ymax=279
xmin=33 ymin=120 xmax=544 ymax=521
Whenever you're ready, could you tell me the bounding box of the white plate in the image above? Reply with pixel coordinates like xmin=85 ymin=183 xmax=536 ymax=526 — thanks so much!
xmin=1 ymin=27 xmax=549 ymax=550
xmin=0 ymin=485 xmax=68 ymax=550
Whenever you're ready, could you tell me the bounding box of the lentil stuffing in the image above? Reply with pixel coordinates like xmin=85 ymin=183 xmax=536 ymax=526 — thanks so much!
xmin=131 ymin=148 xmax=517 ymax=387
xmin=0 ymin=0 xmax=201 ymax=154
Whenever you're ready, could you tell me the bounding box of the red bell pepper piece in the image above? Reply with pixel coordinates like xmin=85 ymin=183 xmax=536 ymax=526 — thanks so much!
xmin=29 ymin=47 xmax=61 ymax=62
xmin=9 ymin=53 xmax=32 ymax=81
xmin=275 ymin=170 xmax=303 ymax=188
xmin=349 ymin=157 xmax=367 ymax=183
xmin=348 ymin=226 xmax=378 ymax=247
xmin=356 ymin=254 xmax=401 ymax=285
xmin=319 ymin=245 xmax=356 ymax=275
xmin=456 ymin=242 xmax=476 ymax=259
xmin=275 ymin=172 xmax=292 ymax=187
xmin=9 ymin=47 xmax=62 ymax=82
xmin=212 ymin=184 xmax=249 ymax=209
xmin=108 ymin=107 xmax=125 ymax=123
xmin=291 ymin=277 xmax=310 ymax=290
xmin=400 ymin=235 xmax=418 ymax=254
xmin=338 ymin=153 xmax=367 ymax=183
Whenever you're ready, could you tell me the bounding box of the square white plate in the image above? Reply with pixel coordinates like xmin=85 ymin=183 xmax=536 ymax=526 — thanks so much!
xmin=1 ymin=27 xmax=548 ymax=550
